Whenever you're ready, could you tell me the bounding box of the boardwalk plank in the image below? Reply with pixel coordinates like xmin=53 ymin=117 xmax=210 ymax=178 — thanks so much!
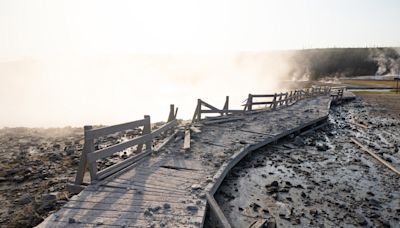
xmin=69 ymin=194 xmax=204 ymax=205
xmin=85 ymin=186 xmax=190 ymax=196
xmin=63 ymin=201 xmax=206 ymax=217
xmin=77 ymin=188 xmax=196 ymax=200
xmin=108 ymin=177 xmax=194 ymax=190
xmin=101 ymin=181 xmax=189 ymax=193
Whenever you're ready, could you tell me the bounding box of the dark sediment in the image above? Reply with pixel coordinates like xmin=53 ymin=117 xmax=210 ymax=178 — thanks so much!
xmin=213 ymin=97 xmax=400 ymax=227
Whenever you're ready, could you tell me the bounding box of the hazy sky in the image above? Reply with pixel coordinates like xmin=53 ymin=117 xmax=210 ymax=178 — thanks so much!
xmin=1 ymin=0 xmax=399 ymax=127
xmin=1 ymin=0 xmax=399 ymax=58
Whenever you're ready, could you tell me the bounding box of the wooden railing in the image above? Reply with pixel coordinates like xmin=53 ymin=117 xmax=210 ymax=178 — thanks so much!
xmin=330 ymin=86 xmax=345 ymax=102
xmin=191 ymin=96 xmax=244 ymax=123
xmin=192 ymin=86 xmax=331 ymax=122
xmin=69 ymin=105 xmax=178 ymax=192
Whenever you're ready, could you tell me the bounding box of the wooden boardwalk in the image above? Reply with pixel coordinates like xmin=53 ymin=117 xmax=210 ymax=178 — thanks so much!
xmin=38 ymin=95 xmax=333 ymax=227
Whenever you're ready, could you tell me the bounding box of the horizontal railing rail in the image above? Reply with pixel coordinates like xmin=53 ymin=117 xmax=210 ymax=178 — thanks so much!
xmin=85 ymin=118 xmax=149 ymax=140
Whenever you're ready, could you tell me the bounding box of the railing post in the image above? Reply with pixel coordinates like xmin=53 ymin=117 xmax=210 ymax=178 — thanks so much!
xmin=167 ymin=104 xmax=177 ymax=135
xmin=272 ymin=93 xmax=277 ymax=109
xmin=285 ymin=92 xmax=289 ymax=105
xmin=174 ymin=107 xmax=178 ymax=119
xmin=143 ymin=115 xmax=152 ymax=152
xmin=247 ymin=94 xmax=253 ymax=111
xmin=192 ymin=99 xmax=201 ymax=123
xmin=168 ymin=104 xmax=175 ymax=122
xmin=222 ymin=96 xmax=229 ymax=115
xmin=84 ymin=125 xmax=98 ymax=182
xmin=74 ymin=126 xmax=91 ymax=185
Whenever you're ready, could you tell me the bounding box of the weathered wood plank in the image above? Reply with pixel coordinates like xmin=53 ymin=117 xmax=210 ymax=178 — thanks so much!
xmin=87 ymin=134 xmax=152 ymax=163
xmin=200 ymin=110 xmax=244 ymax=114
xmin=200 ymin=99 xmax=220 ymax=111
xmin=203 ymin=117 xmax=245 ymax=125
xmin=251 ymin=94 xmax=282 ymax=98
xmin=52 ymin=208 xmax=204 ymax=220
xmin=126 ymin=166 xmax=205 ymax=178
xmin=70 ymin=192 xmax=199 ymax=204
xmin=77 ymin=188 xmax=196 ymax=200
xmin=102 ymin=181 xmax=189 ymax=193
xmin=183 ymin=129 xmax=191 ymax=150
xmin=113 ymin=170 xmax=201 ymax=183
xmin=43 ymin=211 xmax=205 ymax=227
xmin=74 ymin=125 xmax=91 ymax=185
xmin=63 ymin=201 xmax=205 ymax=216
xmin=97 ymin=149 xmax=151 ymax=180
xmin=206 ymin=193 xmax=232 ymax=228
xmin=116 ymin=169 xmax=204 ymax=182
xmin=86 ymin=118 xmax=148 ymax=139
xmin=161 ymin=159 xmax=205 ymax=171
xmin=105 ymin=178 xmax=191 ymax=191
xmin=251 ymin=101 xmax=275 ymax=105
xmin=151 ymin=119 xmax=177 ymax=138
xmin=84 ymin=185 xmax=191 ymax=196
xmin=110 ymin=177 xmax=194 ymax=189
xmin=67 ymin=196 xmax=201 ymax=208
xmin=351 ymin=138 xmax=400 ymax=176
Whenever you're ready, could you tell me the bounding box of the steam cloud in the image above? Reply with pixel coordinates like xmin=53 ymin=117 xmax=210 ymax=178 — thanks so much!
xmin=370 ymin=48 xmax=400 ymax=76
xmin=0 ymin=53 xmax=294 ymax=127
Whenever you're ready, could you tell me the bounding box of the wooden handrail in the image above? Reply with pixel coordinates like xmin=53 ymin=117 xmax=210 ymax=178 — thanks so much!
xmin=72 ymin=105 xmax=179 ymax=188
xmin=192 ymin=86 xmax=333 ymax=122
xmin=152 ymin=119 xmax=178 ymax=138
xmin=87 ymin=133 xmax=153 ymax=163
xmin=86 ymin=118 xmax=148 ymax=139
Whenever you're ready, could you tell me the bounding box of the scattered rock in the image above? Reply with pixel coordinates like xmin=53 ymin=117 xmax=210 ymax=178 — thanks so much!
xmin=191 ymin=184 xmax=202 ymax=191
xmin=354 ymin=214 xmax=367 ymax=225
xmin=148 ymin=206 xmax=162 ymax=213
xmin=293 ymin=136 xmax=305 ymax=146
xmin=68 ymin=218 xmax=76 ymax=224
xmin=17 ymin=193 xmax=33 ymax=205
xmin=249 ymin=202 xmax=261 ymax=211
xmin=316 ymin=142 xmax=329 ymax=151
xmin=265 ymin=218 xmax=276 ymax=228
xmin=186 ymin=205 xmax=198 ymax=213
xmin=144 ymin=210 xmax=153 ymax=217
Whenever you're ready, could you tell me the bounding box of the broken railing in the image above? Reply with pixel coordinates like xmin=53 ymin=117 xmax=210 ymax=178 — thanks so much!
xmin=191 ymin=96 xmax=244 ymax=123
xmin=68 ymin=104 xmax=178 ymax=193
xmin=192 ymin=86 xmax=331 ymax=122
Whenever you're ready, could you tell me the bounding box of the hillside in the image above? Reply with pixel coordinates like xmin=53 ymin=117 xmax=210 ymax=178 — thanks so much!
xmin=288 ymin=47 xmax=400 ymax=80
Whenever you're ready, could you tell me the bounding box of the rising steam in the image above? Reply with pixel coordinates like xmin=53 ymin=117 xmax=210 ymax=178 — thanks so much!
xmin=370 ymin=48 xmax=400 ymax=76
xmin=0 ymin=53 xmax=295 ymax=127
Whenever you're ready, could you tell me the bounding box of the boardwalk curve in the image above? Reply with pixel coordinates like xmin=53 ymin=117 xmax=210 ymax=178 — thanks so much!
xmin=38 ymin=87 xmax=345 ymax=227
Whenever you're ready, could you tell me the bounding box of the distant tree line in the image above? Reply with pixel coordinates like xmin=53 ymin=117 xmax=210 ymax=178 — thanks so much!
xmin=289 ymin=47 xmax=400 ymax=80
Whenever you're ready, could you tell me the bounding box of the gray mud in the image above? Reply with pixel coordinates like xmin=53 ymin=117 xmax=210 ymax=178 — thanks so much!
xmin=0 ymin=124 xmax=166 ymax=227
xmin=214 ymin=98 xmax=400 ymax=228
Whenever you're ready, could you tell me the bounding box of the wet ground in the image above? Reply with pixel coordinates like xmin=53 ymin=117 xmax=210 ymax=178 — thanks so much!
xmin=0 ymin=127 xmax=83 ymax=227
xmin=214 ymin=97 xmax=400 ymax=228
xmin=0 ymin=124 xmax=166 ymax=227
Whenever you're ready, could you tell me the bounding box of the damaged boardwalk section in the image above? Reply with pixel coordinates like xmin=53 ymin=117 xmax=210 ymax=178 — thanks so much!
xmin=39 ymin=88 xmax=337 ymax=227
